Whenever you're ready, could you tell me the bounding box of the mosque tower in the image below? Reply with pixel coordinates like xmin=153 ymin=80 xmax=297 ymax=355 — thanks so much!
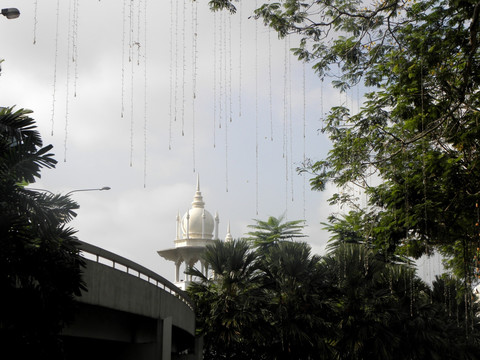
xmin=157 ymin=175 xmax=226 ymax=290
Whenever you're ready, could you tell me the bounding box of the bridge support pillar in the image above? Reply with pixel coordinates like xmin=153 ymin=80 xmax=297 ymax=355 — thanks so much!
xmin=155 ymin=317 xmax=172 ymax=360
xmin=194 ymin=335 xmax=204 ymax=360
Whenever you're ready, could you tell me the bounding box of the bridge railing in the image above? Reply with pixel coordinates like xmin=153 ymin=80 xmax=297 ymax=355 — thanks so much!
xmin=76 ymin=240 xmax=194 ymax=311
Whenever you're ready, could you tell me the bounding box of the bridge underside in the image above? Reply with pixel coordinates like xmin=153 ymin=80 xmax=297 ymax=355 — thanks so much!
xmin=60 ymin=245 xmax=201 ymax=360
xmin=62 ymin=303 xmax=196 ymax=360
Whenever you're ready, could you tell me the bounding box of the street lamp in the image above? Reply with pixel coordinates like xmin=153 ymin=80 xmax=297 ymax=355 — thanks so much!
xmin=1 ymin=8 xmax=20 ymax=19
xmin=27 ymin=186 xmax=111 ymax=196
xmin=65 ymin=187 xmax=111 ymax=196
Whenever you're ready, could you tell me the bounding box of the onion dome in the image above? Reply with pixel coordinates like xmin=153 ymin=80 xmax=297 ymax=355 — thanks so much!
xmin=181 ymin=176 xmax=215 ymax=239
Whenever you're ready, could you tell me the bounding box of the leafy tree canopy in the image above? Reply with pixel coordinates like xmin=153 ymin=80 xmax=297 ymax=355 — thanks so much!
xmin=0 ymin=107 xmax=85 ymax=358
xmin=211 ymin=0 xmax=480 ymax=279
xmin=189 ymin=218 xmax=480 ymax=359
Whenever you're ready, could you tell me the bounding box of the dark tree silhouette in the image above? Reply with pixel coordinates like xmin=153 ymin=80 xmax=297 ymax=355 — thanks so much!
xmin=0 ymin=107 xmax=85 ymax=358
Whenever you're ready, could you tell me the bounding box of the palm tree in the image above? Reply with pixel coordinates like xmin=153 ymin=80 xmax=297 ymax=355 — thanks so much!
xmin=246 ymin=215 xmax=306 ymax=250
xmin=259 ymin=241 xmax=336 ymax=360
xmin=327 ymin=243 xmax=407 ymax=359
xmin=324 ymin=242 xmax=480 ymax=360
xmin=0 ymin=107 xmax=85 ymax=358
xmin=187 ymin=239 xmax=265 ymax=360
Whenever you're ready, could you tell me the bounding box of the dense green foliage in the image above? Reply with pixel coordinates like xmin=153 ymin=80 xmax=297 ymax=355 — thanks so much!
xmin=0 ymin=107 xmax=85 ymax=358
xmin=196 ymin=0 xmax=480 ymax=357
xmin=211 ymin=0 xmax=480 ymax=280
xmin=188 ymin=219 xmax=480 ymax=359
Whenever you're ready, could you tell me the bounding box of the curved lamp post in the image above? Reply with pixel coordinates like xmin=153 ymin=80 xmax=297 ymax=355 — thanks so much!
xmin=1 ymin=8 xmax=20 ymax=19
xmin=65 ymin=187 xmax=111 ymax=196
xmin=28 ymin=186 xmax=111 ymax=196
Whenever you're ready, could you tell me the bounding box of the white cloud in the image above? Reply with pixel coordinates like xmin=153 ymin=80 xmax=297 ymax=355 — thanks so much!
xmin=1 ymin=0 xmax=344 ymax=280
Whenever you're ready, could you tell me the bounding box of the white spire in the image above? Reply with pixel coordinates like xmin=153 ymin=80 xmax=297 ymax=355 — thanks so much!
xmin=192 ymin=174 xmax=205 ymax=208
xmin=225 ymin=221 xmax=233 ymax=242
xmin=176 ymin=211 xmax=181 ymax=239
xmin=214 ymin=211 xmax=219 ymax=240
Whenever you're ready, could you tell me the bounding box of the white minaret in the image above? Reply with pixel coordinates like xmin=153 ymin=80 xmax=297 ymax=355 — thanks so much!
xmin=175 ymin=212 xmax=181 ymax=240
xmin=157 ymin=175 xmax=220 ymax=290
xmin=225 ymin=222 xmax=233 ymax=242
xmin=214 ymin=211 xmax=219 ymax=240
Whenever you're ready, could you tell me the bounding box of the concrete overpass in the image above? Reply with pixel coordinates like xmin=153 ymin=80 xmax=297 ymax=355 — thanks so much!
xmin=61 ymin=241 xmax=202 ymax=360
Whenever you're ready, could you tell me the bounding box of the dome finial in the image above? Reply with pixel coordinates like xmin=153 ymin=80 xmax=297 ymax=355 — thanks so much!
xmin=192 ymin=174 xmax=205 ymax=209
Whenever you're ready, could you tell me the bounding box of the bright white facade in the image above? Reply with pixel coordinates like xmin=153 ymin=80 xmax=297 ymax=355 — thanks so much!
xmin=158 ymin=176 xmax=229 ymax=290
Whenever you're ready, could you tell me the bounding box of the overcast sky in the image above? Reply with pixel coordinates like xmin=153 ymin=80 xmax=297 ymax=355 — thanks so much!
xmin=1 ymin=0 xmax=411 ymax=281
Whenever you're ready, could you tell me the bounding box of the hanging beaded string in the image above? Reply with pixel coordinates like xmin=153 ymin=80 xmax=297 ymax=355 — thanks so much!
xmin=143 ymin=0 xmax=148 ymax=187
xmin=302 ymin=61 xmax=306 ymax=220
xmin=192 ymin=0 xmax=198 ymax=102
xmin=465 ymin=288 xmax=469 ymax=336
xmin=255 ymin=0 xmax=259 ymax=215
xmin=289 ymin=37 xmax=294 ymax=203
xmin=468 ymin=203 xmax=480 ymax=332
xmin=472 ymin=279 xmax=476 ymax=332
xmin=415 ymin=44 xmax=431 ymax=282
xmin=283 ymin=37 xmax=288 ymax=161
xmin=174 ymin=0 xmax=179 ymax=126
xmin=364 ymin=229 xmax=369 ymax=277
xmin=219 ymin=10 xmax=223 ymax=129
xmin=73 ymin=0 xmax=79 ymax=97
xmin=192 ymin=0 xmax=198 ymax=170
xmin=213 ymin=11 xmax=217 ymax=148
xmin=238 ymin=1 xmax=242 ymax=117
xmin=283 ymin=36 xmax=288 ymax=217
xmin=412 ymin=271 xmax=417 ymax=317
xmin=50 ymin=0 xmax=61 ymax=136
xmin=181 ymin=0 xmax=186 ymax=136
xmin=33 ymin=0 xmax=38 ymax=44
xmin=421 ymin=45 xmax=429 ymax=262
xmin=137 ymin=0 xmax=142 ymax=66
xmin=406 ymin=195 xmax=414 ymax=316
xmin=443 ymin=277 xmax=449 ymax=315
xmin=454 ymin=281 xmax=459 ymax=325
xmin=223 ymin=9 xmax=228 ymax=126
xmin=168 ymin=0 xmax=173 ymax=149
xmin=64 ymin=0 xmax=74 ymax=162
xmin=401 ymin=134 xmax=414 ymax=316
xmin=320 ymin=79 xmax=324 ymax=131
xmin=226 ymin=10 xmax=232 ymax=192
xmin=337 ymin=241 xmax=343 ymax=282
xmin=356 ymin=80 xmax=360 ymax=114
xmin=350 ymin=82 xmax=354 ymax=116
xmin=337 ymin=243 xmax=343 ymax=280
xmin=388 ymin=259 xmax=393 ymax=295
xmin=121 ymin=0 xmax=127 ymax=118
xmin=225 ymin=88 xmax=229 ymax=193
xmin=223 ymin=9 xmax=227 ymax=125
xmin=129 ymin=0 xmax=135 ymax=167
xmin=223 ymin=10 xmax=228 ymax=128
xmin=269 ymin=28 xmax=273 ymax=141
xmin=228 ymin=13 xmax=232 ymax=123
xmin=476 ymin=202 xmax=480 ymax=279
xmin=408 ymin=257 xmax=414 ymax=317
